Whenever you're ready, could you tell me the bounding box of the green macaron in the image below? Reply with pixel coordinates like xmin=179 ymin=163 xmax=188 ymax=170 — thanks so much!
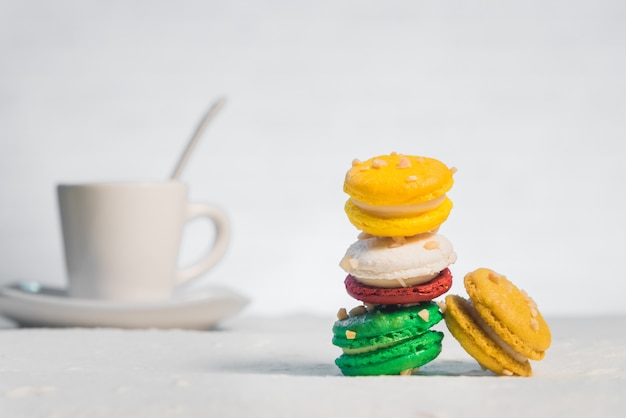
xmin=332 ymin=303 xmax=444 ymax=376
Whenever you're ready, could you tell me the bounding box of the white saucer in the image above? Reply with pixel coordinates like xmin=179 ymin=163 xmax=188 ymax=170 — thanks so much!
xmin=0 ymin=282 xmax=249 ymax=330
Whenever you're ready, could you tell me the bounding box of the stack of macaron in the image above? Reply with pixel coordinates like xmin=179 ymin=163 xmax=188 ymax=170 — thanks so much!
xmin=332 ymin=152 xmax=458 ymax=376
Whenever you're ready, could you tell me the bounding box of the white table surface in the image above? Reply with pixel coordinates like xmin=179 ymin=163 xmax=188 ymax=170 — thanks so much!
xmin=0 ymin=315 xmax=625 ymax=418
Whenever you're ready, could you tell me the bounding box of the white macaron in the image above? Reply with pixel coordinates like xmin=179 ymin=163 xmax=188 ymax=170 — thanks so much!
xmin=339 ymin=233 xmax=457 ymax=288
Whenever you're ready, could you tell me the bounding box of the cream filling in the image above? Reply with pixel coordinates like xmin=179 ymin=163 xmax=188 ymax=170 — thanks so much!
xmin=342 ymin=340 xmax=397 ymax=355
xmin=352 ymin=196 xmax=446 ymax=218
xmin=355 ymin=274 xmax=438 ymax=289
xmin=465 ymin=300 xmax=528 ymax=364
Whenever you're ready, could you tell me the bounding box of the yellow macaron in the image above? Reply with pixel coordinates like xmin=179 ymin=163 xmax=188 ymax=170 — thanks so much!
xmin=343 ymin=153 xmax=455 ymax=237
xmin=443 ymin=268 xmax=552 ymax=376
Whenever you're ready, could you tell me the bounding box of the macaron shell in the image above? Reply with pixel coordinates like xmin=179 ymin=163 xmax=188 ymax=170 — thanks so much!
xmin=344 ymin=269 xmax=453 ymax=305
xmin=339 ymin=233 xmax=457 ymax=281
xmin=345 ymin=197 xmax=453 ymax=237
xmin=333 ymin=325 xmax=428 ymax=355
xmin=335 ymin=331 xmax=444 ymax=376
xmin=344 ymin=154 xmax=454 ymax=206
xmin=332 ymin=303 xmax=443 ymax=342
xmin=444 ymin=295 xmax=532 ymax=377
xmin=464 ymin=268 xmax=551 ymax=360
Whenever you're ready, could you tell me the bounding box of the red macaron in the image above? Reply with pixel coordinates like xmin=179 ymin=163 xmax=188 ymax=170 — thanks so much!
xmin=344 ymin=268 xmax=453 ymax=305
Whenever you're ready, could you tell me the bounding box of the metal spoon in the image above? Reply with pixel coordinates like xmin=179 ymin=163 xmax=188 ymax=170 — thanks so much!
xmin=170 ymin=97 xmax=227 ymax=180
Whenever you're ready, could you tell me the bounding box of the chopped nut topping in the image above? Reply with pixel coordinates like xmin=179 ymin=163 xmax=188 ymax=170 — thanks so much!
xmin=364 ymin=303 xmax=376 ymax=311
xmin=349 ymin=305 xmax=367 ymax=316
xmin=390 ymin=151 xmax=398 ymax=156
xmin=399 ymin=369 xmax=413 ymax=376
xmin=450 ymin=167 xmax=458 ymax=175
xmin=406 ymin=175 xmax=418 ymax=182
xmin=530 ymin=307 xmax=538 ymax=318
xmin=502 ymin=369 xmax=514 ymax=376
xmin=416 ymin=157 xmax=425 ymax=162
xmin=396 ymin=157 xmax=411 ymax=169
xmin=522 ymin=291 xmax=537 ymax=308
xmin=359 ymin=166 xmax=370 ymax=171
xmin=395 ymin=277 xmax=408 ymax=288
xmin=345 ymin=330 xmax=357 ymax=340
xmin=372 ymin=159 xmax=388 ymax=169
xmin=357 ymin=232 xmax=373 ymax=240
xmin=417 ymin=309 xmax=430 ymax=322
xmin=392 ymin=236 xmax=406 ymax=244
xmin=529 ymin=318 xmax=539 ymax=331
xmin=423 ymin=240 xmax=440 ymax=250
xmin=337 ymin=308 xmax=348 ymax=320
xmin=436 ymin=300 xmax=447 ymax=313
xmin=521 ymin=290 xmax=537 ymax=307
xmin=389 ymin=236 xmax=406 ymax=248
xmin=351 ymin=158 xmax=362 ymax=167
xmin=488 ymin=271 xmax=501 ymax=285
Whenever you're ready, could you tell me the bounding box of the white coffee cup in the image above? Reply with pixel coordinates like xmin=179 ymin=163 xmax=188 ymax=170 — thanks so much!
xmin=57 ymin=181 xmax=229 ymax=302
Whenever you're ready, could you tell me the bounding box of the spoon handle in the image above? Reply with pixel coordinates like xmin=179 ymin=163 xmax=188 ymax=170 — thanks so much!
xmin=170 ymin=97 xmax=227 ymax=180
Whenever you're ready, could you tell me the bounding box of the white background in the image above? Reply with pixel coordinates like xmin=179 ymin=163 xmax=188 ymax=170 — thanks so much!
xmin=1 ymin=0 xmax=624 ymax=317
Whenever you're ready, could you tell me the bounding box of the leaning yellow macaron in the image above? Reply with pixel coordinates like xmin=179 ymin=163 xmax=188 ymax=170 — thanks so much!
xmin=343 ymin=153 xmax=455 ymax=237
xmin=464 ymin=268 xmax=551 ymax=361
xmin=443 ymin=268 xmax=552 ymax=377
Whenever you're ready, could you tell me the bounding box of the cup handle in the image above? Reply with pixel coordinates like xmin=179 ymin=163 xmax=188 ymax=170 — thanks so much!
xmin=174 ymin=203 xmax=230 ymax=286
